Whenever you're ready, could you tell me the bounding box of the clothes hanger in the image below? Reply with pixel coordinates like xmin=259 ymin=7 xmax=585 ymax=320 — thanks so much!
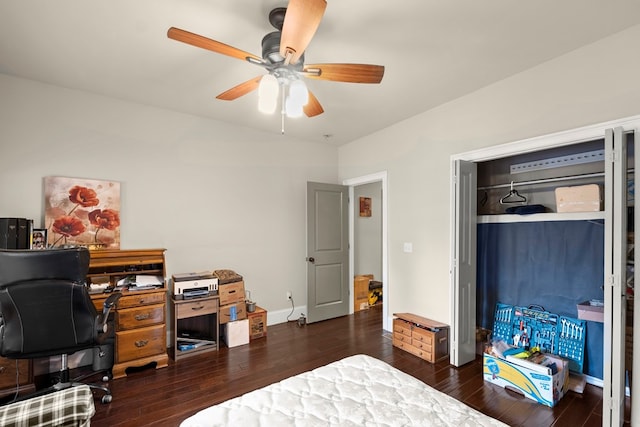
xmin=479 ymin=191 xmax=488 ymax=207
xmin=500 ymin=181 xmax=527 ymax=204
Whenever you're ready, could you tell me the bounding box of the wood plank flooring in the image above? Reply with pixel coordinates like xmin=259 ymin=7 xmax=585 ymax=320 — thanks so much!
xmin=85 ymin=306 xmax=628 ymax=426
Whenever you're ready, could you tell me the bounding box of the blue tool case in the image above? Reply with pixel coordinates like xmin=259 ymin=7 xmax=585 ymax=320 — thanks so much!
xmin=491 ymin=302 xmax=586 ymax=373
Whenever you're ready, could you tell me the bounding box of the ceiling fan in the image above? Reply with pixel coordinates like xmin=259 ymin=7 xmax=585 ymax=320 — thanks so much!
xmin=167 ymin=0 xmax=384 ymax=119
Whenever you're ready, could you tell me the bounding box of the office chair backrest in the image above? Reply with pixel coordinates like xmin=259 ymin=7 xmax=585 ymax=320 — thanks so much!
xmin=0 ymin=247 xmax=97 ymax=359
xmin=0 ymin=247 xmax=89 ymax=285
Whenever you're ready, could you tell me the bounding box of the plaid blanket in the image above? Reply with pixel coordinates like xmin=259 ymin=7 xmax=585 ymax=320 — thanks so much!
xmin=0 ymin=385 xmax=95 ymax=427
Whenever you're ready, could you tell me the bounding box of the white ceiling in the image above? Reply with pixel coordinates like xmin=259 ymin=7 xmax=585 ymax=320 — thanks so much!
xmin=2 ymin=1 xmax=640 ymax=146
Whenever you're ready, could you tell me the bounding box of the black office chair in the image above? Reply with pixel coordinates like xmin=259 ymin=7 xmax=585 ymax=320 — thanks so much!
xmin=0 ymin=247 xmax=121 ymax=404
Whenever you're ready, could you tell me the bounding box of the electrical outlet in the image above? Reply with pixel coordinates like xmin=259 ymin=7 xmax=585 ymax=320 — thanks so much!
xmin=286 ymin=291 xmax=292 ymax=301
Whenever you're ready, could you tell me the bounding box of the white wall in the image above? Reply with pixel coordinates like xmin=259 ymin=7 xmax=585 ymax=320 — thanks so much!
xmin=354 ymin=182 xmax=382 ymax=280
xmin=339 ymin=24 xmax=640 ymax=327
xmin=0 ymin=74 xmax=339 ymax=317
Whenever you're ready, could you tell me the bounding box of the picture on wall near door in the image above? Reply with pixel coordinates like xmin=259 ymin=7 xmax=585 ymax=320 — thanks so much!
xmin=44 ymin=176 xmax=121 ymax=249
xmin=359 ymin=197 xmax=372 ymax=217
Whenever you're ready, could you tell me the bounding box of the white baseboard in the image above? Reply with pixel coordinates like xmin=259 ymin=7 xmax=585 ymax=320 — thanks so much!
xmin=267 ymin=305 xmax=308 ymax=326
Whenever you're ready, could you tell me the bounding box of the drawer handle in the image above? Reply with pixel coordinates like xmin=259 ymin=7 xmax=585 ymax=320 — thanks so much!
xmin=0 ymin=366 xmax=5 ymax=374
xmin=439 ymin=337 xmax=447 ymax=343
xmin=135 ymin=340 xmax=149 ymax=348
xmin=135 ymin=313 xmax=150 ymax=321
xmin=191 ymin=305 xmax=205 ymax=311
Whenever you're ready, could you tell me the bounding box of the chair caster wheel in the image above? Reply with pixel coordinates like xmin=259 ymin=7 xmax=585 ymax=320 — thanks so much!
xmin=101 ymin=394 xmax=112 ymax=404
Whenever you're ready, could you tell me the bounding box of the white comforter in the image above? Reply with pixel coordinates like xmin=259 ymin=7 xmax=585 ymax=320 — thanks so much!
xmin=180 ymin=354 xmax=508 ymax=427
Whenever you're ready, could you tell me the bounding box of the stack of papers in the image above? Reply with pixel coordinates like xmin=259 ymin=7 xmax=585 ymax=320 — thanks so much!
xmin=117 ymin=275 xmax=164 ymax=289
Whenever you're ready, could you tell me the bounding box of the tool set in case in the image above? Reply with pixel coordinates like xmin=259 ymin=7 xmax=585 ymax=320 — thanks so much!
xmin=492 ymin=302 xmax=586 ymax=373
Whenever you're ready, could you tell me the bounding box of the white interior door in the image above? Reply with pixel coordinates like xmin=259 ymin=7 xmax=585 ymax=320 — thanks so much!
xmin=603 ymin=127 xmax=627 ymax=426
xmin=451 ymin=159 xmax=477 ymax=366
xmin=306 ymin=182 xmax=349 ymax=323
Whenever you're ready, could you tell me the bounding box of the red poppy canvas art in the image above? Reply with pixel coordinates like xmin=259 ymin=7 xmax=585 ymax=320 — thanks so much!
xmin=44 ymin=176 xmax=121 ymax=249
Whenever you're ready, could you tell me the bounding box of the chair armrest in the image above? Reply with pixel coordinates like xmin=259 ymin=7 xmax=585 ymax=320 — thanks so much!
xmin=103 ymin=292 xmax=121 ymax=311
xmin=97 ymin=292 xmax=122 ymax=333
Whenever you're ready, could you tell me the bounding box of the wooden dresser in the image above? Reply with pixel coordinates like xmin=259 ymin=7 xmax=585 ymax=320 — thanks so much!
xmin=0 ymin=359 xmax=33 ymax=399
xmin=88 ymin=249 xmax=169 ymax=379
xmin=392 ymin=313 xmax=449 ymax=363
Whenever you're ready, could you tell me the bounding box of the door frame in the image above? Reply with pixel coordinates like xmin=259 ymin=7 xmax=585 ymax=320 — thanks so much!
xmin=343 ymin=171 xmax=390 ymax=331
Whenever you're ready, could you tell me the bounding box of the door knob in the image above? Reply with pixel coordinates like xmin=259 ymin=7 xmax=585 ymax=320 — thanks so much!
xmin=307 ymin=257 xmax=315 ymax=263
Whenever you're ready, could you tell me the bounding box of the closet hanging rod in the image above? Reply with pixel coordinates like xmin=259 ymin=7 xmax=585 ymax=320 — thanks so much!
xmin=477 ymin=172 xmax=601 ymax=191
xmin=477 ymin=168 xmax=635 ymax=191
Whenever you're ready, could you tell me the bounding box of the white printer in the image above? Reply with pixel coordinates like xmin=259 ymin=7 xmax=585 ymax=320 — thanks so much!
xmin=172 ymin=271 xmax=218 ymax=299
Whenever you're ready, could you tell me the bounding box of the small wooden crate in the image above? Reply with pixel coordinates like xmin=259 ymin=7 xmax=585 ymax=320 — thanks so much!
xmin=247 ymin=306 xmax=267 ymax=340
xmin=392 ymin=313 xmax=449 ymax=363
xmin=218 ymin=281 xmax=245 ymax=305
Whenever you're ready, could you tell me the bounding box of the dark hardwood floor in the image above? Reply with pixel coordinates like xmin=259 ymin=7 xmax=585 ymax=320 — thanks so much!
xmin=85 ymin=306 xmax=627 ymax=426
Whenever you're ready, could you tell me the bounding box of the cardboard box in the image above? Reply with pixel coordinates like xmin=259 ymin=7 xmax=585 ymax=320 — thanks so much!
xmin=247 ymin=306 xmax=267 ymax=340
xmin=555 ymin=184 xmax=601 ymax=213
xmin=483 ymin=353 xmax=569 ymax=407
xmin=219 ymin=281 xmax=245 ymax=305
xmin=354 ymin=274 xmax=373 ymax=312
xmin=222 ymin=319 xmax=249 ymax=348
xmin=577 ymin=300 xmax=604 ymax=323
xmin=219 ymin=301 xmax=247 ymax=324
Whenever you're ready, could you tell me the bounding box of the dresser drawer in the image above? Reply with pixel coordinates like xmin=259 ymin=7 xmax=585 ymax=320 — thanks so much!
xmin=117 ymin=303 xmax=165 ymax=330
xmin=118 ymin=291 xmax=166 ymax=309
xmin=412 ymin=326 xmax=434 ymax=344
xmin=393 ymin=337 xmax=418 ymax=353
xmin=412 ymin=338 xmax=433 ymax=353
xmin=392 ymin=332 xmax=411 ymax=345
xmin=409 ymin=346 xmax=433 ymax=362
xmin=393 ymin=319 xmax=412 ymax=337
xmin=0 ymin=358 xmax=30 ymax=389
xmin=176 ymin=298 xmax=218 ymax=319
xmin=116 ymin=324 xmax=166 ymax=363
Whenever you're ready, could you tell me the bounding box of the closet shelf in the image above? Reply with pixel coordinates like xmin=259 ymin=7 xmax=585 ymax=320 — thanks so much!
xmin=478 ymin=211 xmax=605 ymax=224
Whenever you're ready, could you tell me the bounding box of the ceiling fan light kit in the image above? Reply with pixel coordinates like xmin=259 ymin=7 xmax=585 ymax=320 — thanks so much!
xmin=167 ymin=0 xmax=384 ymax=125
xmin=258 ymin=74 xmax=279 ymax=114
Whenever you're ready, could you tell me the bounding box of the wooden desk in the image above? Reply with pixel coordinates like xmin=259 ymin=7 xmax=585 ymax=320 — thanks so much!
xmin=88 ymin=249 xmax=168 ymax=379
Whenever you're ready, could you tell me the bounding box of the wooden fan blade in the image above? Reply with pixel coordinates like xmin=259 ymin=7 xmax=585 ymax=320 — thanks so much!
xmin=303 ymin=63 xmax=385 ymax=84
xmin=280 ymin=0 xmax=327 ymax=65
xmin=168 ymin=27 xmax=262 ymax=63
xmin=304 ymin=90 xmax=324 ymax=117
xmin=216 ymin=76 xmax=263 ymax=101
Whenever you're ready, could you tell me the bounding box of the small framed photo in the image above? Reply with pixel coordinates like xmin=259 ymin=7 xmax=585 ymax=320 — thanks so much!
xmin=31 ymin=229 xmax=47 ymax=249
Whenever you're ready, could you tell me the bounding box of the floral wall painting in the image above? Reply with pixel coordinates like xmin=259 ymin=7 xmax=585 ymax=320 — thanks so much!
xmin=359 ymin=196 xmax=372 ymax=217
xmin=44 ymin=176 xmax=121 ymax=249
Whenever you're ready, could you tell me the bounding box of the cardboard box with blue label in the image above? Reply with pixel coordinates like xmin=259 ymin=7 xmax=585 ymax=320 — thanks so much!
xmin=483 ymin=352 xmax=569 ymax=407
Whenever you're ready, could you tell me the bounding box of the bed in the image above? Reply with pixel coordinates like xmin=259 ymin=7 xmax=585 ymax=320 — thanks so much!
xmin=180 ymin=354 xmax=508 ymax=426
